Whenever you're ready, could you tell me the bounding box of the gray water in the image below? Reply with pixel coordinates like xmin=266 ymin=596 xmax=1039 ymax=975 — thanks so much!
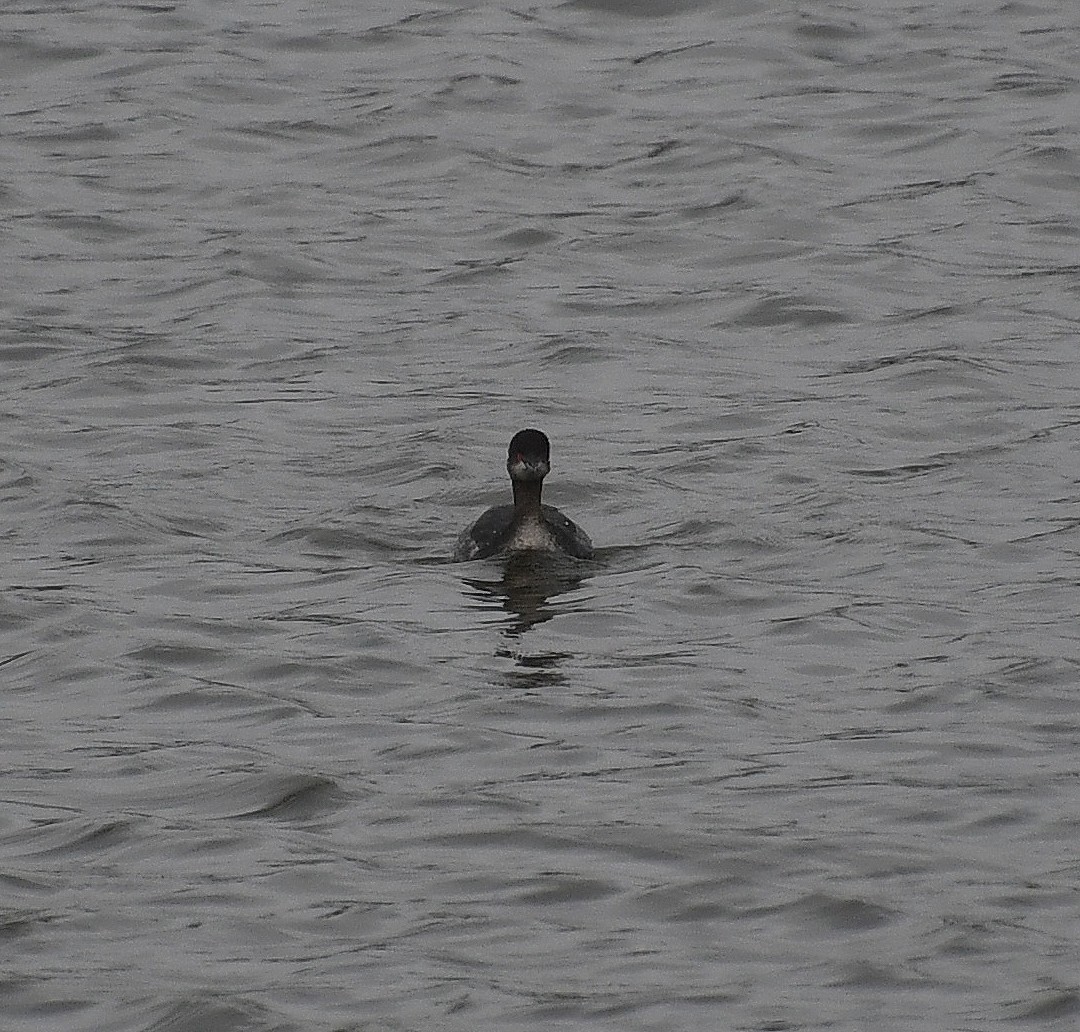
xmin=3 ymin=1 xmax=1080 ymax=1029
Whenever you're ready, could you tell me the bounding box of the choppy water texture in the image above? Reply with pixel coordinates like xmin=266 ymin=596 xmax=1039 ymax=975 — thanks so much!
xmin=3 ymin=1 xmax=1080 ymax=1029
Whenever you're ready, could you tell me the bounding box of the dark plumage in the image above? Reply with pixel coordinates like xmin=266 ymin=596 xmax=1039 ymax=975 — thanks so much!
xmin=453 ymin=429 xmax=593 ymax=562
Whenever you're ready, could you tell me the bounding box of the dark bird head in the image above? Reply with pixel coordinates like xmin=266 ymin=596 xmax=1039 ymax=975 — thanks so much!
xmin=506 ymin=428 xmax=551 ymax=483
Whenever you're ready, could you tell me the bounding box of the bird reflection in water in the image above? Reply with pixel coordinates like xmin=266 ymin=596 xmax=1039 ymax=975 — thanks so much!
xmin=462 ymin=551 xmax=594 ymax=641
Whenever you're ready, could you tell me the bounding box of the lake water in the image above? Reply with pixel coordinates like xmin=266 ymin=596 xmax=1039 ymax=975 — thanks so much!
xmin=3 ymin=1 xmax=1080 ymax=1030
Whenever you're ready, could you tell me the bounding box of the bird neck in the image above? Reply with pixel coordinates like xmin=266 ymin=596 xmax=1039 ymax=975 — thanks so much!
xmin=512 ymin=478 xmax=544 ymax=518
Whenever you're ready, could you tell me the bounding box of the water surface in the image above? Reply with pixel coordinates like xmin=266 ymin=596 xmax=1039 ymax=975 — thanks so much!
xmin=3 ymin=1 xmax=1080 ymax=1029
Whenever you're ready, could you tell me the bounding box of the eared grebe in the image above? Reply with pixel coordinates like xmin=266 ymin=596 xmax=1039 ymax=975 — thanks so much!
xmin=452 ymin=428 xmax=594 ymax=562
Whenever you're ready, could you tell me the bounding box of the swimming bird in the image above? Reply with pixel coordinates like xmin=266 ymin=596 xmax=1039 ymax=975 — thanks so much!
xmin=452 ymin=428 xmax=594 ymax=561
